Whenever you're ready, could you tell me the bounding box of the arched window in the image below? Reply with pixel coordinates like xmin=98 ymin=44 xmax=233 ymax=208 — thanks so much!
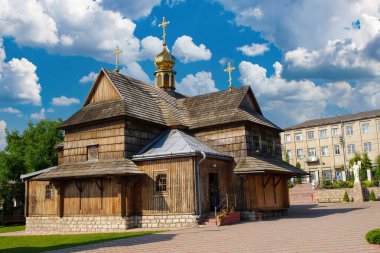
xmin=156 ymin=174 xmax=167 ymax=192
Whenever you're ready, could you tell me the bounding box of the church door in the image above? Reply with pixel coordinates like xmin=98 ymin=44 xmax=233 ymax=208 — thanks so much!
xmin=208 ymin=173 xmax=220 ymax=211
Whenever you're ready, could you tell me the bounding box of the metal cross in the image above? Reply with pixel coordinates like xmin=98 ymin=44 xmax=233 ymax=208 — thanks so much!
xmin=158 ymin=16 xmax=170 ymax=45
xmin=113 ymin=46 xmax=123 ymax=72
xmin=224 ymin=62 xmax=235 ymax=91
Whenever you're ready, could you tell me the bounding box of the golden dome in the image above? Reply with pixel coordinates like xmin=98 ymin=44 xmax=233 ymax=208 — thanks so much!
xmin=154 ymin=46 xmax=176 ymax=70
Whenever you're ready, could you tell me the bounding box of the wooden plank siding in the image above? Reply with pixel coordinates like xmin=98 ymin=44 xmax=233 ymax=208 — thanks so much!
xmin=88 ymin=74 xmax=121 ymax=104
xmin=28 ymin=181 xmax=58 ymax=216
xmin=63 ymin=120 xmax=126 ymax=163
xmin=135 ymin=157 xmax=196 ymax=215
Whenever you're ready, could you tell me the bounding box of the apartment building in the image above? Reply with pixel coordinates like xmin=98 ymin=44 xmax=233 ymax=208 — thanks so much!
xmin=281 ymin=109 xmax=380 ymax=182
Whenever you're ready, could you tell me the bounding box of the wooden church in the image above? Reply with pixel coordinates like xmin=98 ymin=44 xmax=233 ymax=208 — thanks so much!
xmin=21 ymin=19 xmax=305 ymax=232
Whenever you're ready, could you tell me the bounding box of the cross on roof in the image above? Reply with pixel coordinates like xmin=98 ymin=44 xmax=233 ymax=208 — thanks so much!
xmin=224 ymin=62 xmax=235 ymax=91
xmin=113 ymin=46 xmax=123 ymax=72
xmin=158 ymin=17 xmax=170 ymax=45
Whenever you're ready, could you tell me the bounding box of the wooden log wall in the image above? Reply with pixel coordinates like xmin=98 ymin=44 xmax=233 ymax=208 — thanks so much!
xmin=135 ymin=157 xmax=196 ymax=215
xmin=195 ymin=124 xmax=248 ymax=157
xmin=63 ymin=120 xmax=126 ymax=163
xmin=28 ymin=180 xmax=58 ymax=216
xmin=241 ymin=174 xmax=289 ymax=210
xmin=199 ymin=158 xmax=234 ymax=214
xmin=63 ymin=178 xmax=121 ymax=216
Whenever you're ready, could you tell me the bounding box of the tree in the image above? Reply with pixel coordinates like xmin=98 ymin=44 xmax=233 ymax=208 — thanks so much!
xmin=296 ymin=161 xmax=301 ymax=169
xmin=348 ymin=152 xmax=369 ymax=181
xmin=374 ymin=155 xmax=380 ymax=181
xmin=285 ymin=153 xmax=290 ymax=164
xmin=0 ymin=119 xmax=63 ymax=214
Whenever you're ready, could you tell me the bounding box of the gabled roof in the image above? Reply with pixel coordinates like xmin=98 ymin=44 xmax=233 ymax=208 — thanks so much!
xmin=60 ymin=69 xmax=280 ymax=131
xmin=20 ymin=167 xmax=56 ymax=180
xmin=234 ymin=155 xmax=307 ymax=176
xmin=133 ymin=129 xmax=232 ymax=161
xmin=285 ymin=109 xmax=380 ymax=131
xmin=33 ymin=159 xmax=143 ymax=180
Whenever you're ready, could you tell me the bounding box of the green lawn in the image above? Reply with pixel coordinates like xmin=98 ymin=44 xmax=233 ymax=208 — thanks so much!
xmin=0 ymin=226 xmax=25 ymax=234
xmin=0 ymin=231 xmax=160 ymax=253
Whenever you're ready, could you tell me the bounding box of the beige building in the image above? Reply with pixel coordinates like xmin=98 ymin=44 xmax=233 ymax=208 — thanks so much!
xmin=281 ymin=109 xmax=380 ymax=182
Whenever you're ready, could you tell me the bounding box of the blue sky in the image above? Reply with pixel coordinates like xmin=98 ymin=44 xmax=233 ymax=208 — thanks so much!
xmin=1 ymin=0 xmax=380 ymax=150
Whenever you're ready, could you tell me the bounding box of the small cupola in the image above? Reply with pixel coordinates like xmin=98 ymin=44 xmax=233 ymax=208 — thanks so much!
xmin=154 ymin=17 xmax=176 ymax=91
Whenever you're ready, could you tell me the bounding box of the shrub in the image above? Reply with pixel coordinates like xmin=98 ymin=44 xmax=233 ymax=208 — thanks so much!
xmin=374 ymin=181 xmax=380 ymax=187
xmin=321 ymin=179 xmax=333 ymax=189
xmin=343 ymin=191 xmax=350 ymax=202
xmin=334 ymin=181 xmax=353 ymax=189
xmin=362 ymin=181 xmax=375 ymax=187
xmin=369 ymin=191 xmax=377 ymax=201
xmin=296 ymin=177 xmax=302 ymax=184
xmin=365 ymin=229 xmax=380 ymax=245
xmin=288 ymin=183 xmax=294 ymax=189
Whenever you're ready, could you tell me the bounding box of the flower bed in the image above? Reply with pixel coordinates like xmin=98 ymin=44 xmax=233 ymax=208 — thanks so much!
xmin=217 ymin=209 xmax=240 ymax=226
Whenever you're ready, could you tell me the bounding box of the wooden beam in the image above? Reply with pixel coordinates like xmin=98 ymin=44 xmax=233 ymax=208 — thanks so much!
xmin=120 ymin=177 xmax=126 ymax=217
xmin=273 ymin=176 xmax=277 ymax=204
xmin=74 ymin=180 xmax=83 ymax=211
xmin=24 ymin=180 xmax=29 ymax=218
xmin=274 ymin=176 xmax=282 ymax=188
xmin=93 ymin=178 xmax=104 ymax=210
xmin=263 ymin=175 xmax=272 ymax=188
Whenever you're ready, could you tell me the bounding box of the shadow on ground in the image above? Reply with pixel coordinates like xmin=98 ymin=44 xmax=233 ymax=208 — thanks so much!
xmin=287 ymin=204 xmax=366 ymax=219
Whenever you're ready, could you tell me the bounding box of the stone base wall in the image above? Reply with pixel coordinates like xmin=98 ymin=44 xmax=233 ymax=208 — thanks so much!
xmin=240 ymin=211 xmax=256 ymax=221
xmin=136 ymin=214 xmax=198 ymax=228
xmin=26 ymin=216 xmax=134 ymax=232
xmin=315 ymin=186 xmax=380 ymax=203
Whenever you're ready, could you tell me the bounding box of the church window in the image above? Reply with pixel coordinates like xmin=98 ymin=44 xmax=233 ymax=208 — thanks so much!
xmin=156 ymin=174 xmax=167 ymax=192
xmin=45 ymin=184 xmax=53 ymax=199
xmin=251 ymin=129 xmax=260 ymax=152
xmin=87 ymin=145 xmax=99 ymax=160
xmin=267 ymin=133 xmax=274 ymax=155
xmin=260 ymin=131 xmax=267 ymax=153
xmin=164 ymin=74 xmax=169 ymax=86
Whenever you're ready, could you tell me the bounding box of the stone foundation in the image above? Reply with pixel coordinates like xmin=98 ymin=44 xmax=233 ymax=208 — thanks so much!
xmin=315 ymin=186 xmax=380 ymax=203
xmin=26 ymin=216 xmax=134 ymax=232
xmin=240 ymin=211 xmax=256 ymax=221
xmin=136 ymin=214 xmax=199 ymax=228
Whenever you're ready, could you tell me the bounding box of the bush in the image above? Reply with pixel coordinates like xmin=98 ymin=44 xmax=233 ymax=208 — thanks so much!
xmin=362 ymin=180 xmax=375 ymax=187
xmin=369 ymin=191 xmax=377 ymax=201
xmin=296 ymin=177 xmax=302 ymax=184
xmin=343 ymin=191 xmax=350 ymax=202
xmin=288 ymin=183 xmax=295 ymax=189
xmin=365 ymin=229 xmax=380 ymax=245
xmin=374 ymin=181 xmax=380 ymax=187
xmin=320 ymin=179 xmax=333 ymax=189
xmin=320 ymin=180 xmax=353 ymax=189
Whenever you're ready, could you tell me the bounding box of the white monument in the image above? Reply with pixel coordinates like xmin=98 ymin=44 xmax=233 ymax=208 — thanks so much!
xmin=367 ymin=169 xmax=372 ymax=182
xmin=352 ymin=161 xmax=361 ymax=183
xmin=342 ymin=170 xmax=347 ymax=182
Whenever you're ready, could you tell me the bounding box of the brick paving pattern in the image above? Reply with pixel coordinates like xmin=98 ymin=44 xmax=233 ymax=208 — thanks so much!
xmin=29 ymin=202 xmax=380 ymax=252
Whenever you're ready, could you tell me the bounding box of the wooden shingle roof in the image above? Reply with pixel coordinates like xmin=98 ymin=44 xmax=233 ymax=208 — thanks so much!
xmin=60 ymin=69 xmax=280 ymax=131
xmin=33 ymin=159 xmax=143 ymax=180
xmin=234 ymin=156 xmax=307 ymax=175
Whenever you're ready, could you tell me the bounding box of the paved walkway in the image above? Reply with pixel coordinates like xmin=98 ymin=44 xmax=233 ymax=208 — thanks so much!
xmin=22 ymin=202 xmax=380 ymax=252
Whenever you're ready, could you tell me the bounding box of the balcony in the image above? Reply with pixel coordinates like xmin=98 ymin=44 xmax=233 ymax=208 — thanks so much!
xmin=306 ymin=156 xmax=319 ymax=163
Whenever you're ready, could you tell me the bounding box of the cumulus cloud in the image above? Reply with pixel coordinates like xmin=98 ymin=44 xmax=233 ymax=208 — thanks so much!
xmin=239 ymin=60 xmax=380 ymax=127
xmin=79 ymin=71 xmax=98 ymax=84
xmin=0 ymin=40 xmax=42 ymax=105
xmin=177 ymin=71 xmax=218 ymax=96
xmin=172 ymin=36 xmax=212 ymax=63
xmin=101 ymin=0 xmax=160 ymax=20
xmin=0 ymin=120 xmax=6 ymax=150
xmin=51 ymin=96 xmax=80 ymax=106
xmin=139 ymin=36 xmax=163 ymax=60
xmin=0 ymin=107 xmax=22 ymax=116
xmin=120 ymin=62 xmax=152 ymax=84
xmin=237 ymin=43 xmax=269 ymax=57
xmin=30 ymin=108 xmax=46 ymax=120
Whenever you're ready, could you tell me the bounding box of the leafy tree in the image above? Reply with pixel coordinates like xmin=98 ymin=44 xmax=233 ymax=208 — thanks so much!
xmin=284 ymin=153 xmax=290 ymax=164
xmin=296 ymin=161 xmax=301 ymax=169
xmin=0 ymin=119 xmax=63 ymax=214
xmin=374 ymin=155 xmax=380 ymax=181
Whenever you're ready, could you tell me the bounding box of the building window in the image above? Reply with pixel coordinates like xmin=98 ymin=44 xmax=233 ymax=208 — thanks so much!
xmin=45 ymin=184 xmax=53 ymax=199
xmin=251 ymin=129 xmax=260 ymax=152
xmin=308 ymin=148 xmax=316 ymax=157
xmin=296 ymin=149 xmax=304 ymax=158
xmin=346 ymin=125 xmax=353 ymax=136
xmin=287 ymin=150 xmax=292 ymax=159
xmin=364 ymin=142 xmax=372 ymax=153
xmin=295 ymin=133 xmax=302 ymax=141
xmin=362 ymin=123 xmax=370 ymax=134
xmin=322 ymin=170 xmax=332 ymax=180
xmin=334 ymin=145 xmax=340 ymax=155
xmin=306 ymin=131 xmax=314 ymax=140
xmin=284 ymin=134 xmax=291 ymax=143
xmin=347 ymin=144 xmax=355 ymax=154
xmin=87 ymin=145 xmax=99 ymax=160
xmin=267 ymin=133 xmax=274 ymax=155
xmin=155 ymin=174 xmax=167 ymax=192
xmin=319 ymin=129 xmax=328 ymax=138
xmin=274 ymin=139 xmax=282 ymax=155
xmin=260 ymin=131 xmax=267 ymax=153
xmin=332 ymin=128 xmax=339 ymax=137
xmin=321 ymin=146 xmax=329 ymax=156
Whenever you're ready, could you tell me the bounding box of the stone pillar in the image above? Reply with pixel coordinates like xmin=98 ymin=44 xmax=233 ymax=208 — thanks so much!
xmin=342 ymin=171 xmax=347 ymax=182
xmin=315 ymin=171 xmax=320 ymax=182
xmin=353 ymin=182 xmax=364 ymax=202
xmin=367 ymin=169 xmax=372 ymax=182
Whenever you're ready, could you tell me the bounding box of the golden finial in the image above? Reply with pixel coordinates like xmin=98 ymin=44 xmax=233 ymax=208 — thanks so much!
xmin=158 ymin=16 xmax=170 ymax=46
xmin=113 ymin=46 xmax=123 ymax=72
xmin=224 ymin=62 xmax=235 ymax=91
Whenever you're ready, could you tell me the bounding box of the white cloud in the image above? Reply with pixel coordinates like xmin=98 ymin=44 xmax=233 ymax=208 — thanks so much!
xmin=139 ymin=36 xmax=163 ymax=60
xmin=51 ymin=96 xmax=80 ymax=106
xmin=172 ymin=36 xmax=212 ymax=63
xmin=165 ymin=0 xmax=186 ymax=7
xmin=238 ymin=61 xmax=380 ymax=126
xmin=30 ymin=108 xmax=45 ymax=120
xmin=79 ymin=71 xmax=98 ymax=84
xmin=237 ymin=43 xmax=269 ymax=57
xmin=47 ymin=108 xmax=54 ymax=113
xmin=0 ymin=120 xmax=6 ymax=150
xmin=101 ymin=0 xmax=161 ymax=20
xmin=177 ymin=71 xmax=218 ymax=96
xmin=0 ymin=107 xmax=22 ymax=116
xmin=0 ymin=40 xmax=42 ymax=105
xmin=120 ymin=62 xmax=152 ymax=84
